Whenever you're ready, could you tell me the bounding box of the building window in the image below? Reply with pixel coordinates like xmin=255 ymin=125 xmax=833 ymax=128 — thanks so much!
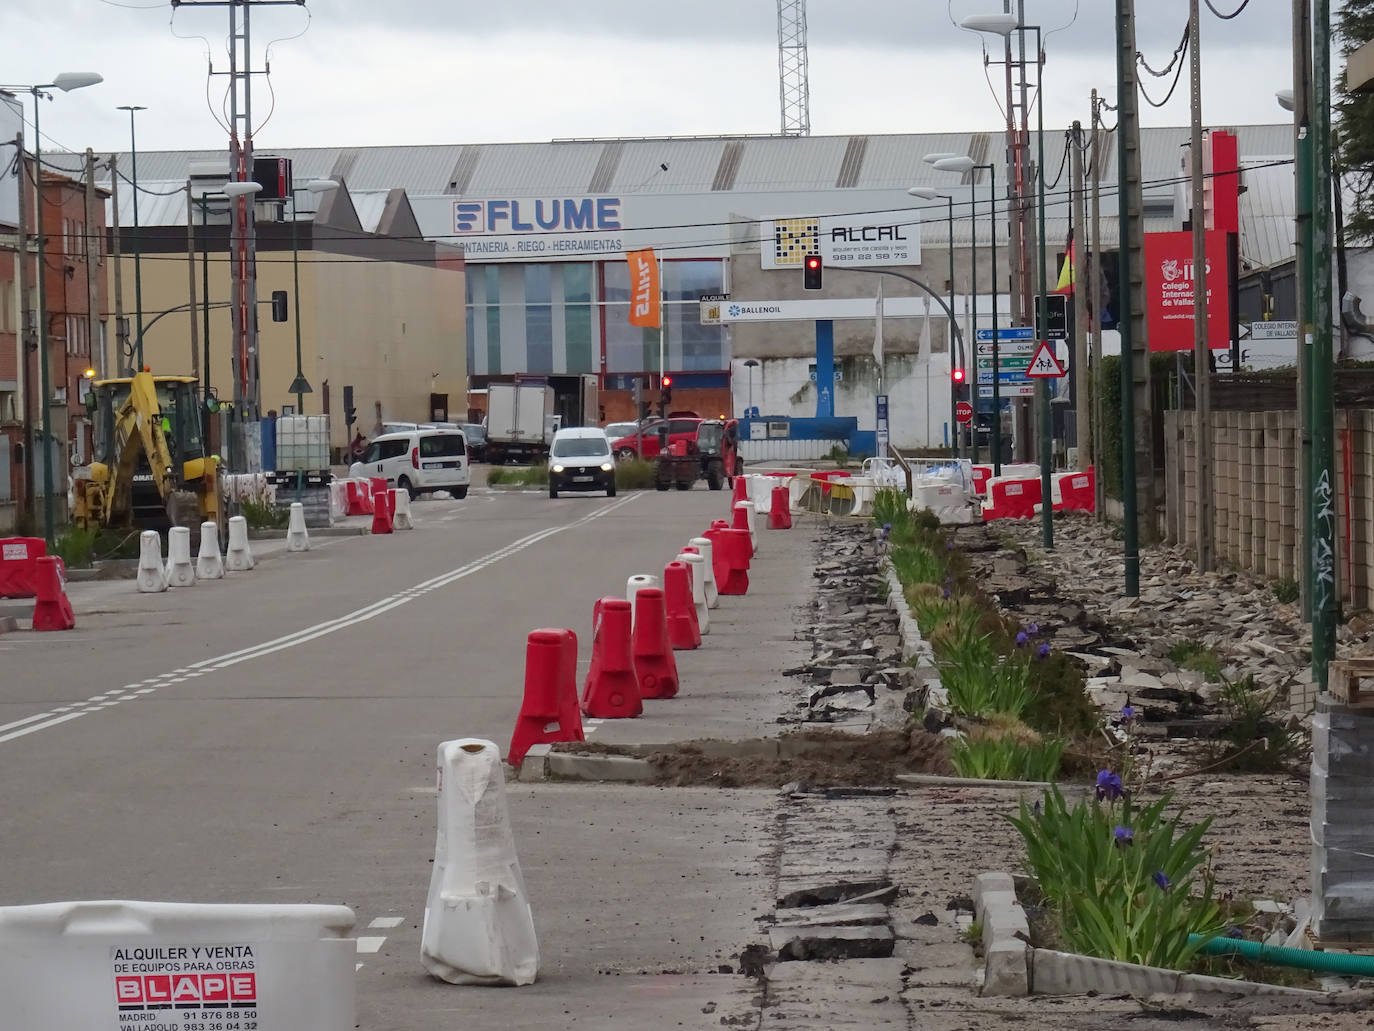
xmin=602 ymin=259 xmax=726 ymax=373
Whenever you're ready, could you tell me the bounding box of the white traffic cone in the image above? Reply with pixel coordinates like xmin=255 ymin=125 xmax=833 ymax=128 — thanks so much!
xmin=286 ymin=502 xmax=311 ymax=552
xmin=390 ymin=488 xmax=415 ymax=530
xmin=225 ymin=515 xmax=255 ymax=572
xmin=421 ymin=738 xmax=538 ymax=986
xmin=164 ymin=526 xmax=197 ymax=588
xmin=197 ymin=521 xmax=224 ymax=579
xmin=676 ymin=551 xmax=710 ymax=634
xmin=137 ymin=530 xmax=168 ymax=593
xmin=690 ymin=536 xmax=720 ymax=609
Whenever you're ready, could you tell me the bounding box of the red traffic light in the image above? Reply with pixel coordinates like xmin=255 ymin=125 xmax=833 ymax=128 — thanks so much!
xmin=952 ymin=367 xmax=966 ymax=383
xmin=803 ymin=254 xmax=823 ymax=291
xmin=662 ymin=375 xmax=672 ymax=387
xmin=805 ymin=255 xmax=821 ymax=271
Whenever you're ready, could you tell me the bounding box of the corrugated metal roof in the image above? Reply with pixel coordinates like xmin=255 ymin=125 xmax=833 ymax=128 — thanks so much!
xmin=1238 ymin=159 xmax=1296 ymax=270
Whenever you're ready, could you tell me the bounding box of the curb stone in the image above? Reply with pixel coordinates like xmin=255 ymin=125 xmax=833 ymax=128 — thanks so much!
xmin=972 ymin=871 xmax=1030 ymax=996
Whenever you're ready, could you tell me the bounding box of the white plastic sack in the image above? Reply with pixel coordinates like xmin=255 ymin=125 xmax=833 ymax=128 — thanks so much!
xmin=421 ymin=738 xmax=539 ymax=986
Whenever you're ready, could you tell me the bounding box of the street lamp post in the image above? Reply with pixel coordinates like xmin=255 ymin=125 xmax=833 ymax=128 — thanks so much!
xmin=742 ymin=358 xmax=759 ymax=413
xmin=961 ymin=13 xmax=1052 ymax=548
xmin=934 ymin=156 xmax=1001 ymax=476
xmin=287 ymin=179 xmax=338 ymax=412
xmin=1 ymin=72 xmax=103 ymax=547
xmin=117 ymin=104 xmax=146 ymax=368
xmin=909 ymin=187 xmax=959 ymax=456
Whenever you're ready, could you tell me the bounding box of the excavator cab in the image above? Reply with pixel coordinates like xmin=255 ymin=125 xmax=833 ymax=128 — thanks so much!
xmin=76 ymin=372 xmax=221 ymax=542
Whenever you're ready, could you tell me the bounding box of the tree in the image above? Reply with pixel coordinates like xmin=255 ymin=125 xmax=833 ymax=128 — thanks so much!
xmin=1336 ymin=0 xmax=1374 ymax=244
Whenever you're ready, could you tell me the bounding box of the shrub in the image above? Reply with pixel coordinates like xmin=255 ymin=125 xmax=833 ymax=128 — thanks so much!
xmin=1273 ymin=578 xmax=1300 ymax=604
xmin=614 ymin=458 xmax=658 ymax=490
xmin=1008 ymin=783 xmax=1225 ymax=969
xmin=950 ymin=728 xmax=1065 ymax=782
xmin=1168 ymin=639 xmax=1224 ymax=683
xmin=1206 ymin=675 xmax=1303 ymax=773
xmin=873 ymin=487 xmax=909 ymax=528
xmin=488 ymin=465 xmax=548 ymax=488
xmin=240 ymin=499 xmax=288 ymax=530
xmin=890 ymin=541 xmax=944 ymax=585
xmin=52 ymin=526 xmax=98 ymax=569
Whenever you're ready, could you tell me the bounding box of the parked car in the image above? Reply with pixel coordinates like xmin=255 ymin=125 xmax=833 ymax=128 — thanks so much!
xmin=348 ymin=427 xmax=470 ymax=499
xmin=462 ymin=423 xmax=488 ymax=462
xmin=380 ymin=421 xmax=419 ymax=436
xmin=603 ymin=420 xmax=641 ymax=442
xmin=609 ymin=416 xmax=701 ymax=461
xmin=548 ymin=427 xmax=615 ymax=499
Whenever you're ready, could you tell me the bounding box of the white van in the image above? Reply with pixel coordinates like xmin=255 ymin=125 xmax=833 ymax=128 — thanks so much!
xmin=547 ymin=427 xmax=614 ymax=499
xmin=349 ymin=427 xmax=470 ymax=499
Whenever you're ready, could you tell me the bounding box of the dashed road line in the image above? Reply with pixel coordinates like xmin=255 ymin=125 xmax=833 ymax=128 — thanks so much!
xmin=368 ymin=917 xmax=404 ymax=929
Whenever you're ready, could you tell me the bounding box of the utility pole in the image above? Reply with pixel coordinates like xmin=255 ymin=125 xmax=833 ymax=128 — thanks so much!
xmin=1293 ymin=0 xmax=1314 ymax=618
xmin=1311 ymin=0 xmax=1337 ymax=688
xmin=1116 ymin=0 xmax=1153 ymax=596
xmin=84 ymin=149 xmax=100 ymax=381
xmin=185 ymin=182 xmax=200 ymax=383
xmin=1002 ymin=0 xmax=1025 ymax=324
xmin=110 ymin=154 xmax=127 ymax=376
xmin=15 ymin=133 xmax=33 ymax=526
xmin=1189 ymin=0 xmax=1214 ymax=572
xmin=1071 ymin=120 xmax=1090 ymax=472
xmin=1090 ymin=92 xmax=1106 ymax=518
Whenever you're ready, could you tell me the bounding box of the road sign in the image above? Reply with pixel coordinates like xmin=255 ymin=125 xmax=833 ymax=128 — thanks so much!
xmin=975 ymin=326 xmax=1034 ymax=343
xmin=979 ymin=384 xmax=1036 ymax=398
xmin=1033 ymin=294 xmax=1069 ymax=341
xmin=955 ymin=401 xmax=973 ymax=424
xmin=1249 ymin=320 xmax=1297 ymax=341
xmin=976 ymin=340 xmax=1036 ymax=356
xmin=1026 ymin=340 xmax=1067 ymax=378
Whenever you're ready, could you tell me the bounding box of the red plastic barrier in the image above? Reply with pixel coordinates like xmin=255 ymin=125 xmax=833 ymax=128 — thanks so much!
xmin=31 ymin=556 xmax=75 ymax=632
xmin=716 ymin=528 xmax=752 ymax=595
xmin=582 ymin=597 xmax=643 ymax=718
xmin=370 ymin=489 xmax=394 ymax=534
xmin=1055 ymin=467 xmax=1095 ymax=513
xmin=810 ymin=469 xmax=852 ymax=496
xmin=730 ymin=475 xmax=748 ymax=509
xmin=0 ymin=537 xmax=48 ymax=599
xmin=971 ymin=466 xmax=993 ymax=497
xmin=662 ymin=561 xmax=702 ymax=650
xmin=703 ymin=525 xmax=732 ymax=589
xmin=982 ymin=477 xmax=1041 ymax=521
xmin=343 ymin=481 xmax=366 ymax=517
xmin=631 ymin=587 xmax=679 ymax=699
xmin=769 ymin=485 xmax=792 ymax=529
xmin=508 ymin=628 xmax=582 ymax=765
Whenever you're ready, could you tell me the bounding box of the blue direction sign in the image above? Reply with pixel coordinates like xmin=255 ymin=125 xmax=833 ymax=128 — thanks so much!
xmin=975 ymin=326 xmax=1035 ymax=343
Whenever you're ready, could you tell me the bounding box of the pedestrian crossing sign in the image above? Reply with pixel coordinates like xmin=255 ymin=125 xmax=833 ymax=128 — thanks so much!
xmin=1026 ymin=340 xmax=1067 ymax=378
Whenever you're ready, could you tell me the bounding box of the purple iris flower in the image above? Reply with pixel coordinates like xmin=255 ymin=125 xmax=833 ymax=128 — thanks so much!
xmin=1037 ymin=642 xmax=1051 ymax=660
xmin=1015 ymin=631 xmax=1029 ymax=647
xmin=1095 ymin=770 xmax=1125 ymax=801
xmin=1224 ymin=926 xmax=1244 ymax=940
xmin=1114 ymin=825 xmax=1134 ymax=846
xmin=1027 ymin=623 xmax=1039 ymax=635
xmin=1152 ymin=872 xmax=1172 ymax=891
xmin=1120 ymin=705 xmax=1137 ymax=723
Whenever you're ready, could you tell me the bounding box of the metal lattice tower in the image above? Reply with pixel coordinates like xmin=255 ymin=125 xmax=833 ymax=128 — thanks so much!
xmin=777 ymin=0 xmax=811 ymax=136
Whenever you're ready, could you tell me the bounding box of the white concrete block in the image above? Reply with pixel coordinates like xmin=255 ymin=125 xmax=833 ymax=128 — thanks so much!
xmin=225 ymin=515 xmax=255 ymax=572
xmin=676 ymin=552 xmax=710 ymax=634
xmin=982 ymin=938 xmax=1029 ymax=997
xmin=164 ymin=525 xmax=196 ymax=588
xmin=421 ymin=738 xmax=538 ymax=986
xmin=690 ymin=536 xmax=719 ymax=608
xmin=196 ymin=521 xmax=224 ymax=580
xmin=972 ymin=872 xmax=1015 ymax=921
xmin=390 ymin=489 xmax=414 ymax=531
xmin=286 ymin=502 xmax=311 ymax=552
xmin=136 ymin=530 xmax=167 ymax=593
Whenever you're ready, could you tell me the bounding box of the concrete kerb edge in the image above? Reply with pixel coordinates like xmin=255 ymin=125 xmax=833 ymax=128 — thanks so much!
xmin=882 ymin=560 xmax=944 ymax=708
xmin=973 ymin=871 xmax=1030 ymax=996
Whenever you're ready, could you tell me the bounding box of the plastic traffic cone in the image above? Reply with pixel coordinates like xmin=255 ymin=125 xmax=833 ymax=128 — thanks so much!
xmin=371 ymin=489 xmax=395 ymax=534
xmin=508 ymin=628 xmax=582 ymax=766
xmin=716 ymin=528 xmax=751 ymax=595
xmin=662 ymin=561 xmax=701 ymax=649
xmin=581 ymin=597 xmax=643 ymax=718
xmin=769 ymin=485 xmax=793 ymax=529
xmin=730 ymin=474 xmax=749 ymax=511
xmin=631 ymin=587 xmax=678 ymax=699
xmin=30 ymin=556 xmax=74 ymax=631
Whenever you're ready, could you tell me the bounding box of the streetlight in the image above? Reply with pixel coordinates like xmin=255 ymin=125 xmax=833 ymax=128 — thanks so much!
xmin=742 ymin=358 xmax=760 ymax=414
xmin=933 ymin=155 xmax=1002 ymax=475
xmin=192 ymin=180 xmax=263 ymax=425
xmin=961 ymin=12 xmax=1052 ymax=548
xmin=287 ymin=179 xmax=339 ymax=412
xmin=117 ymin=105 xmax=146 ymax=367
xmin=0 ymin=71 xmax=103 ymax=547
xmin=909 ymin=186 xmax=961 ymax=456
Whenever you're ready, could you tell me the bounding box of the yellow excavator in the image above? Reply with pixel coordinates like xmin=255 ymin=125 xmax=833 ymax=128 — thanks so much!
xmin=74 ymin=370 xmax=222 ymax=546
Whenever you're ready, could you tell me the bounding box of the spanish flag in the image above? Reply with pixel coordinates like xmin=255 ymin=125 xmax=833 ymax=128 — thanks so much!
xmin=1054 ymin=231 xmax=1075 ymax=295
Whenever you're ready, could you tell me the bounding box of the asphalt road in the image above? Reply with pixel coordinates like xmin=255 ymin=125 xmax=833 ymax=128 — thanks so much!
xmin=0 ymin=484 xmax=792 ymax=1029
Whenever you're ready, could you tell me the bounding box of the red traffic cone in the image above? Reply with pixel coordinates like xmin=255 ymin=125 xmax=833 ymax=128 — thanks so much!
xmin=345 ymin=480 xmax=369 ymax=516
xmin=371 ymin=489 xmax=394 ymax=534
xmin=662 ymin=561 xmax=701 ymax=649
xmin=582 ymin=597 xmax=643 ymax=718
xmin=730 ymin=474 xmax=749 ymax=510
xmin=509 ymin=628 xmax=582 ymax=766
xmin=631 ymin=587 xmax=678 ymax=699
xmin=31 ymin=556 xmax=74 ymax=631
xmin=769 ymin=484 xmax=792 ymax=529
xmin=717 ymin=528 xmax=751 ymax=595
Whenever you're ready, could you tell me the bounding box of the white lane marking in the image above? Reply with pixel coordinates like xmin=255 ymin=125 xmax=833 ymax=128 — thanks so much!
xmin=0 ymin=496 xmax=640 ymax=747
xmin=356 ymin=937 xmax=386 ymax=954
xmin=355 ymin=962 xmax=364 ymax=972
xmin=368 ymin=917 xmax=404 ymax=929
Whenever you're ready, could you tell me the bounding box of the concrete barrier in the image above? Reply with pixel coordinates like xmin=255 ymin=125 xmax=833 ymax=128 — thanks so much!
xmin=286 ymin=502 xmax=311 ymax=552
xmin=689 ymin=537 xmax=720 ymax=608
xmin=196 ymin=521 xmax=224 ymax=580
xmin=390 ymin=488 xmax=415 ymax=531
xmin=164 ymin=526 xmax=197 ymax=588
xmin=225 ymin=516 xmax=255 ymax=572
xmin=422 ymin=739 xmax=539 ymax=986
xmin=0 ymin=899 xmax=356 ymax=1028
xmin=137 ymin=531 xmax=168 ymax=593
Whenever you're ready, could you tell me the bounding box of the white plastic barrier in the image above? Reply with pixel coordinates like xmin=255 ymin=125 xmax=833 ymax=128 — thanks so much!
xmin=286 ymin=502 xmax=311 ymax=552
xmin=164 ymin=526 xmax=197 ymax=588
xmin=625 ymin=573 xmax=661 ymax=629
xmin=846 ymin=476 xmax=878 ymax=518
xmin=861 ymin=457 xmax=908 ymax=488
xmin=391 ymin=489 xmax=415 ymax=531
xmin=911 ymin=481 xmax=976 ymax=524
xmin=733 ymin=500 xmax=758 ymax=555
xmin=422 ymin=738 xmax=538 ymax=986
xmin=225 ymin=515 xmax=255 ymax=572
xmin=196 ymin=521 xmax=225 ymax=580
xmin=676 ymin=551 xmax=710 ymax=634
xmin=689 ymin=536 xmax=719 ymax=609
xmin=328 ymin=480 xmax=349 ymax=524
xmin=136 ymin=531 xmax=167 ymax=593
xmin=0 ymin=899 xmax=356 ymax=1029
xmin=745 ymin=474 xmax=772 ymax=514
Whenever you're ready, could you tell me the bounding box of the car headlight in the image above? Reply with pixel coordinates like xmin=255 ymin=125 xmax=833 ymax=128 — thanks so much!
xmin=600 ymin=463 xmax=613 ymax=472
xmin=552 ymin=464 xmax=564 ymax=473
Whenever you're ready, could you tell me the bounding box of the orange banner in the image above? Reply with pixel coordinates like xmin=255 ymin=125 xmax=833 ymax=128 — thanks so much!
xmin=626 ymin=248 xmax=660 ymax=328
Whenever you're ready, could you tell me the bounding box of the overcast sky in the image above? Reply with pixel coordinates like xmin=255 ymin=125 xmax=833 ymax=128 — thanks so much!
xmin=2 ymin=0 xmax=1296 ymax=158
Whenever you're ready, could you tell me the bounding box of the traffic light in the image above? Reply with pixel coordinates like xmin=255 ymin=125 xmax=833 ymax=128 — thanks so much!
xmin=952 ymin=367 xmax=966 ymax=385
xmin=661 ymin=375 xmax=673 ymax=403
xmin=343 ymin=385 xmax=357 ymax=428
xmin=803 ymin=254 xmax=823 ymax=291
xmin=271 ymin=290 xmax=289 ymax=322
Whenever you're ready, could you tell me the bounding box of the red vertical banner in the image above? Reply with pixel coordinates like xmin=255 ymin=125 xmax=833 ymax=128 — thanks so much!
xmin=1143 ymin=230 xmax=1231 ymax=352
xmin=626 ymin=249 xmax=660 ymax=328
xmin=1208 ymin=129 xmax=1240 ymax=234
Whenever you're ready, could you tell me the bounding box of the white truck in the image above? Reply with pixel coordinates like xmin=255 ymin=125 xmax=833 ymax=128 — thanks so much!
xmin=486 ymin=381 xmax=556 ymax=464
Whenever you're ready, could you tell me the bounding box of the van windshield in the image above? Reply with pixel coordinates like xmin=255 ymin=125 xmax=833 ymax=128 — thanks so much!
xmin=419 ymin=434 xmax=466 ymax=458
xmin=552 ymin=436 xmax=610 ymax=458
